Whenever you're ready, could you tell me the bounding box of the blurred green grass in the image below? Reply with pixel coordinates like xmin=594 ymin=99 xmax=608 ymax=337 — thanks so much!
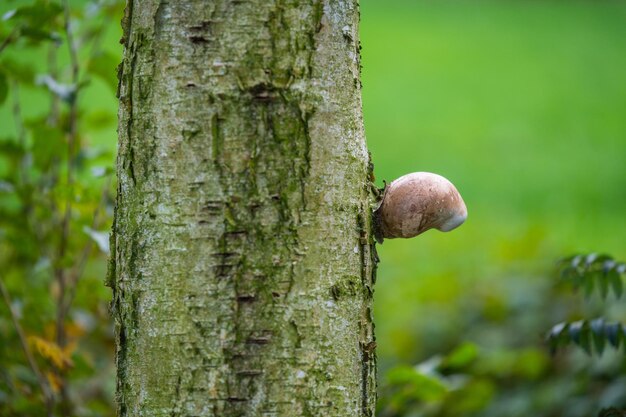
xmin=360 ymin=0 xmax=626 ymax=368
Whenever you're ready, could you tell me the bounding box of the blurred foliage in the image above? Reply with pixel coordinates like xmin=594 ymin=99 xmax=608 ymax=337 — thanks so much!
xmin=376 ymin=251 xmax=626 ymax=417
xmin=361 ymin=1 xmax=626 ymax=417
xmin=558 ymin=254 xmax=626 ymax=300
xmin=0 ymin=0 xmax=121 ymax=415
xmin=1 ymin=0 xmax=626 ymax=417
xmin=548 ymin=254 xmax=626 ymax=356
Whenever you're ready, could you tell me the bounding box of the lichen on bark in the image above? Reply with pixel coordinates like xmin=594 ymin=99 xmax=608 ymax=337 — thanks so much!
xmin=110 ymin=1 xmax=377 ymax=416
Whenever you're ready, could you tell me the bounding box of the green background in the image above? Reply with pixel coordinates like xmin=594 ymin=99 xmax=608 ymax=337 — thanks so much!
xmin=1 ymin=0 xmax=626 ymax=415
xmin=361 ymin=0 xmax=626 ymax=365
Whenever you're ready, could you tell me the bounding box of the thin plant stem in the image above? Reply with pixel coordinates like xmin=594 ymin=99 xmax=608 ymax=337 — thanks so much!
xmin=0 ymin=25 xmax=20 ymax=56
xmin=0 ymin=277 xmax=55 ymax=416
xmin=55 ymin=0 xmax=80 ymax=350
xmin=47 ymin=43 xmax=61 ymax=126
xmin=11 ymin=81 xmax=29 ymax=187
xmin=53 ymin=2 xmax=81 ymax=415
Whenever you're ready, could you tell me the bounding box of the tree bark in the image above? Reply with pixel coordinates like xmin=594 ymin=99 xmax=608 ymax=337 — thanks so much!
xmin=110 ymin=1 xmax=377 ymax=416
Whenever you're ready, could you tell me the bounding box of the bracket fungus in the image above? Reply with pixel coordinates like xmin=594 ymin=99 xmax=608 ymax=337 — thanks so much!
xmin=374 ymin=172 xmax=467 ymax=242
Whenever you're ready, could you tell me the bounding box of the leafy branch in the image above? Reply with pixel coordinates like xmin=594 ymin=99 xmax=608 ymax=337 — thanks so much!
xmin=0 ymin=0 xmax=121 ymax=414
xmin=559 ymin=253 xmax=625 ymax=299
xmin=547 ymin=253 xmax=626 ymax=356
xmin=548 ymin=318 xmax=626 ymax=355
xmin=0 ymin=277 xmax=54 ymax=416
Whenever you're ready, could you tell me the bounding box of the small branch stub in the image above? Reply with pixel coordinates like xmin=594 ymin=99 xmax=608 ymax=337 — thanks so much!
xmin=374 ymin=172 xmax=467 ymax=242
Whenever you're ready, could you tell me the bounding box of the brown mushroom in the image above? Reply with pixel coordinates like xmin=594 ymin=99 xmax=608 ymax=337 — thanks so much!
xmin=375 ymin=172 xmax=467 ymax=241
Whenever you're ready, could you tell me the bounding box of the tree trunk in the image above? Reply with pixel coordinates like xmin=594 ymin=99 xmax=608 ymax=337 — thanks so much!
xmin=110 ymin=1 xmax=377 ymax=416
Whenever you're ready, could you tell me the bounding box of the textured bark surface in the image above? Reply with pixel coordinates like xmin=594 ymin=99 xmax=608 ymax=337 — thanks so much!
xmin=110 ymin=1 xmax=376 ymax=416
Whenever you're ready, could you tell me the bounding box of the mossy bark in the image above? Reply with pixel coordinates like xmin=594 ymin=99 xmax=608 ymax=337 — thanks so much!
xmin=110 ymin=1 xmax=377 ymax=416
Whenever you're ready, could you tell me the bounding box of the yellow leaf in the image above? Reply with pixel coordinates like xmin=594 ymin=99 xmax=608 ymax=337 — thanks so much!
xmin=65 ymin=321 xmax=87 ymax=339
xmin=63 ymin=340 xmax=78 ymax=359
xmin=28 ymin=335 xmax=74 ymax=371
xmin=45 ymin=371 xmax=63 ymax=394
xmin=44 ymin=321 xmax=86 ymax=341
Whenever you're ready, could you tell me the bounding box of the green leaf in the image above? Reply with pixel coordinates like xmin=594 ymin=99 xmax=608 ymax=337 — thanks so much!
xmin=590 ymin=318 xmax=605 ymax=355
xmin=19 ymin=26 xmax=61 ymax=43
xmin=28 ymin=123 xmax=65 ymax=171
xmin=84 ymin=110 xmax=116 ymax=130
xmin=446 ymin=379 xmax=495 ymax=414
xmin=514 ymin=348 xmax=549 ymax=379
xmin=442 ymin=342 xmax=478 ymax=369
xmin=598 ymin=271 xmax=609 ymax=300
xmin=569 ymin=321 xmax=592 ymax=355
xmin=570 ymin=254 xmax=583 ymax=269
xmin=0 ymin=71 xmax=7 ymax=105
xmin=2 ymin=10 xmax=17 ymax=21
xmin=386 ymin=366 xmax=448 ymax=403
xmin=583 ymin=273 xmax=594 ymax=298
xmin=0 ymin=58 xmax=36 ymax=84
xmin=90 ymin=166 xmax=114 ymax=178
xmin=584 ymin=253 xmax=598 ymax=268
xmin=10 ymin=1 xmax=63 ymax=27
xmin=83 ymin=227 xmax=110 ymax=254
xmin=594 ymin=254 xmax=614 ymax=264
xmin=0 ymin=180 xmax=15 ymax=195
xmin=36 ymin=74 xmax=76 ymax=102
xmin=608 ymin=269 xmax=623 ymax=299
xmin=602 ymin=259 xmax=616 ymax=275
xmin=548 ymin=322 xmax=567 ymax=338
xmin=0 ymin=137 xmax=25 ymax=157
xmin=547 ymin=322 xmax=568 ymax=354
xmin=87 ymin=51 xmax=119 ymax=93
xmin=605 ymin=323 xmax=621 ymax=349
xmin=598 ymin=408 xmax=626 ymax=417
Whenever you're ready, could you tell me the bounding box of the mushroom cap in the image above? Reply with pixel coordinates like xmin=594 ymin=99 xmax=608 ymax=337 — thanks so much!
xmin=378 ymin=172 xmax=467 ymax=239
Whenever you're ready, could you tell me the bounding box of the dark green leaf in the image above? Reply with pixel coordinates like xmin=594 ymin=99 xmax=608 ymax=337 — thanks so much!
xmin=87 ymin=51 xmax=119 ymax=92
xmin=598 ymin=408 xmax=626 ymax=417
xmin=602 ymin=259 xmax=616 ymax=275
xmin=10 ymin=2 xmax=63 ymax=27
xmin=0 ymin=58 xmax=36 ymax=84
xmin=0 ymin=71 xmax=7 ymax=105
xmin=547 ymin=322 xmax=567 ymax=354
xmin=608 ymin=269 xmax=623 ymax=299
xmin=583 ymin=273 xmax=594 ymax=298
xmin=0 ymin=138 xmax=25 ymax=158
xmin=84 ymin=110 xmax=116 ymax=130
xmin=19 ymin=26 xmax=61 ymax=43
xmin=590 ymin=318 xmax=605 ymax=355
xmin=598 ymin=272 xmax=609 ymax=299
xmin=548 ymin=322 xmax=567 ymax=340
xmin=584 ymin=253 xmax=598 ymax=268
xmin=569 ymin=321 xmax=592 ymax=355
xmin=605 ymin=323 xmax=621 ymax=349
xmin=570 ymin=254 xmax=583 ymax=268
xmin=578 ymin=324 xmax=592 ymax=355
xmin=28 ymin=124 xmax=65 ymax=170
xmin=2 ymin=10 xmax=17 ymax=21
xmin=559 ymin=254 xmax=577 ymax=264
xmin=0 ymin=180 xmax=14 ymax=192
